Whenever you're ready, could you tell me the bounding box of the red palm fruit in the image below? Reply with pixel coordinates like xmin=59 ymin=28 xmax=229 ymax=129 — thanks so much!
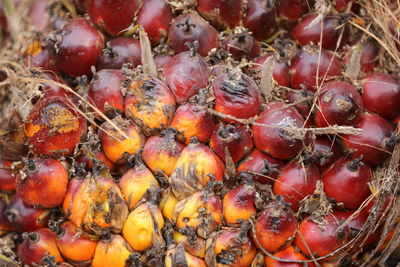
xmin=208 ymin=223 xmax=257 ymax=266
xmin=154 ymin=54 xmax=172 ymax=70
xmin=323 ymin=157 xmax=372 ymax=210
xmin=174 ymin=187 xmax=223 ymax=238
xmin=99 ymin=116 xmax=145 ymax=163
xmin=361 ymin=73 xmax=400 ymax=120
xmin=18 ymin=228 xmax=64 ymax=266
xmin=196 ymin=0 xmax=242 ymax=29
xmin=273 ymin=161 xmax=320 ymax=211
xmin=168 ymin=12 xmax=218 ymax=56
xmin=142 ymin=127 xmax=184 ymax=176
xmin=209 ymin=123 xmax=253 ymax=163
xmin=76 ymin=149 xmax=116 ymax=172
xmin=54 ymin=18 xmax=104 ymax=77
xmin=164 ymin=50 xmax=211 ymax=104
xmin=16 ymin=158 xmax=68 ymax=208
xmin=25 ymin=96 xmax=87 ymax=157
xmin=292 ymin=13 xmax=348 ymax=50
xmin=0 ymin=196 xmax=12 ymax=232
xmin=315 ymin=81 xmax=364 ymax=127
xmin=285 ymin=88 xmax=315 ymax=118
xmin=335 ymin=0 xmax=353 ymax=11
xmin=51 ymin=221 xmax=97 ymax=264
xmin=92 ymin=234 xmax=133 ymax=267
xmin=170 ymin=138 xmax=225 ymax=200
xmin=253 ymin=199 xmax=298 ymax=253
xmin=265 ymin=246 xmax=316 ymax=267
xmin=170 ymin=101 xmax=215 ymax=145
xmin=0 ymin=158 xmax=16 ymax=191
xmin=4 ymin=193 xmax=50 ymax=232
xmin=278 ymin=0 xmax=311 ymax=21
xmin=88 ymin=69 xmax=124 ymax=117
xmin=223 ymin=175 xmax=257 ymax=224
xmin=310 ymin=136 xmax=341 ymax=172
xmin=87 ymin=0 xmax=137 ymax=36
xmin=252 ymin=54 xmax=290 ymax=87
xmin=341 ymin=113 xmax=395 ymax=166
xmin=243 ymin=0 xmax=277 ymax=41
xmin=62 ymin=165 xmax=87 ymax=215
xmin=223 ymin=31 xmax=261 ymax=60
xmin=346 ymin=38 xmax=379 ymax=73
xmin=237 ymin=149 xmax=284 ymax=185
xmin=138 ymin=0 xmax=172 ymax=44
xmin=39 ymin=73 xmax=72 ymax=99
xmin=252 ymin=102 xmax=305 ymax=160
xmin=24 ymin=42 xmax=58 ymax=73
xmin=97 ymin=37 xmax=141 ymax=70
xmin=213 ymin=69 xmax=261 ymax=122
xmin=290 ymin=46 xmax=342 ymax=92
xmin=125 ymin=74 xmax=176 ymax=136
xmin=295 ymin=213 xmax=350 ymax=258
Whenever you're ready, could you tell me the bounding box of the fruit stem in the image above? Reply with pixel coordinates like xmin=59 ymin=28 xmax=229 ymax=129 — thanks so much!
xmin=177 ymin=18 xmax=195 ymax=33
xmin=347 ymin=156 xmax=364 ymax=172
xmin=260 ymin=160 xmax=279 ymax=176
xmin=184 ymin=40 xmax=199 ymax=57
xmin=48 ymin=219 xmax=65 ymax=238
xmin=23 ymin=159 xmax=36 ymax=173
xmin=40 ymin=252 xmax=58 ymax=267
xmin=126 ymin=252 xmax=142 ymax=267
xmin=148 ymin=187 xmax=162 ymax=205
xmin=384 ymin=132 xmax=400 ymax=149
xmin=237 ymin=221 xmax=251 ymax=243
xmin=22 ymin=232 xmax=39 ymax=243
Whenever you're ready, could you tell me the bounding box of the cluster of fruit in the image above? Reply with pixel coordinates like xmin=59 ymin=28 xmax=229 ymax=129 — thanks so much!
xmin=0 ymin=0 xmax=399 ymax=266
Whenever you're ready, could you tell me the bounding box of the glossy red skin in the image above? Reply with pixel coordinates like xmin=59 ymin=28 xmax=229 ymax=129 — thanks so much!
xmin=273 ymin=162 xmax=320 ymax=211
xmin=55 ymin=18 xmax=104 ymax=77
xmin=253 ymin=54 xmax=290 ymax=87
xmin=28 ymin=0 xmax=48 ymax=32
xmin=224 ymin=33 xmax=261 ymax=60
xmin=322 ymin=157 xmax=372 ymax=210
xmin=154 ymin=54 xmax=172 ymax=70
xmin=88 ymin=69 xmax=124 ymax=116
xmin=138 ymin=0 xmax=172 ymax=44
xmin=170 ymin=103 xmax=215 ymax=144
xmin=168 ymin=12 xmax=219 ymax=56
xmin=243 ymin=0 xmax=277 ymax=41
xmin=0 ymin=197 xmax=12 ymax=231
xmin=315 ymin=81 xmax=364 ymax=127
xmin=97 ymin=37 xmax=141 ymax=70
xmin=223 ymin=183 xmax=256 ymax=224
xmin=342 ymin=113 xmax=394 ymax=166
xmin=292 ymin=13 xmax=348 ymax=50
xmin=252 ymin=102 xmax=305 ymax=160
xmin=310 ymin=136 xmax=342 ymax=172
xmin=237 ymin=149 xmax=284 ymax=185
xmin=25 ymin=97 xmax=87 ymax=157
xmin=62 ymin=178 xmax=85 ymax=215
xmin=295 ymin=214 xmax=350 ymax=258
xmin=290 ymin=46 xmax=342 ymax=92
xmin=265 ymin=246 xmax=316 ymax=267
xmin=5 ymin=193 xmax=50 ymax=232
xmin=285 ymin=89 xmax=314 ymax=118
xmin=335 ymin=0 xmax=353 ymax=11
xmin=0 ymin=159 xmax=16 ymax=191
xmin=361 ymin=73 xmax=400 ymax=120
xmin=40 ymin=73 xmax=72 ymax=99
xmin=25 ymin=47 xmax=58 ymax=74
xmin=16 ymin=159 xmax=68 ymax=208
xmin=278 ymin=0 xmax=311 ymax=21
xmin=360 ymin=39 xmax=379 ymax=73
xmin=196 ymin=0 xmax=242 ymax=29
xmin=253 ymin=201 xmax=298 ymax=253
xmin=213 ymin=71 xmax=261 ymax=121
xmin=164 ymin=52 xmax=210 ymax=104
xmin=209 ymin=123 xmax=254 ymax=163
xmin=87 ymin=0 xmax=136 ymax=36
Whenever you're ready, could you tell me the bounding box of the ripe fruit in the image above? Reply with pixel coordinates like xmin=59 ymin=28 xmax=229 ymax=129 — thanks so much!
xmin=341 ymin=113 xmax=395 ymax=166
xmin=361 ymin=72 xmax=400 ymax=120
xmin=16 ymin=158 xmax=68 ymax=208
xmin=315 ymin=81 xmax=364 ymax=127
xmin=265 ymin=246 xmax=315 ymax=267
xmin=97 ymin=37 xmax=141 ymax=70
xmin=168 ymin=12 xmax=218 ymax=56
xmin=243 ymin=0 xmax=277 ymax=40
xmin=273 ymin=161 xmax=320 ymax=211
xmin=87 ymin=0 xmax=136 ymax=36
xmin=290 ymin=46 xmax=342 ymax=91
xmin=309 ymin=136 xmax=342 ymax=172
xmin=0 ymin=158 xmax=16 ymax=191
xmin=172 ymin=229 xmax=206 ymax=259
xmin=124 ymin=74 xmax=176 ymax=135
xmin=24 ymin=42 xmax=58 ymax=73
xmin=160 ymin=189 xmax=179 ymax=220
xmin=54 ymin=18 xmax=104 ymax=77
xmin=223 ymin=31 xmax=261 ymax=60
xmin=25 ymin=96 xmax=87 ymax=156
xmin=285 ymin=88 xmax=315 ymax=118
xmin=252 ymin=102 xmax=305 ymax=160
xmin=252 ymin=53 xmax=290 ymax=87
xmin=196 ymin=0 xmax=242 ymax=29
xmin=91 ymin=233 xmax=133 ymax=267
xmin=39 ymin=73 xmax=72 ymax=99
xmin=278 ymin=0 xmax=310 ymax=21
xmin=253 ymin=199 xmax=298 ymax=253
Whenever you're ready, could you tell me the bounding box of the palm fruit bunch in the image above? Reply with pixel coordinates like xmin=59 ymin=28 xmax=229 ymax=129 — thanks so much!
xmin=0 ymin=0 xmax=400 ymax=266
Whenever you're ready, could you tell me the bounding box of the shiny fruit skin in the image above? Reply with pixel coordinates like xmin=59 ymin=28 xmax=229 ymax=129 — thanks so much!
xmin=164 ymin=51 xmax=210 ymax=104
xmin=54 ymin=18 xmax=104 ymax=77
xmin=168 ymin=12 xmax=218 ymax=56
xmin=16 ymin=158 xmax=68 ymax=208
xmin=76 ymin=149 xmax=116 ymax=172
xmin=39 ymin=73 xmax=72 ymax=99
xmin=252 ymin=54 xmax=290 ymax=87
xmin=18 ymin=228 xmax=64 ymax=266
xmin=273 ymin=162 xmax=320 ymax=211
xmin=92 ymin=234 xmax=133 ymax=267
xmin=243 ymin=0 xmax=277 ymax=40
xmin=138 ymin=0 xmax=172 ymax=44
xmin=97 ymin=37 xmax=141 ymax=70
xmin=290 ymin=46 xmax=342 ymax=92
xmin=25 ymin=96 xmax=87 ymax=157
xmin=24 ymin=43 xmax=58 ymax=74
xmin=223 ymin=183 xmax=257 ymax=224
xmin=322 ymin=157 xmax=372 ymax=210
xmin=62 ymin=177 xmax=85 ymax=215
xmin=315 ymin=81 xmax=364 ymax=127
xmin=87 ymin=0 xmax=137 ymax=36
xmin=172 ymin=230 xmax=206 ymax=259
xmin=0 ymin=159 xmax=16 ymax=191
xmin=223 ymin=32 xmax=261 ymax=60
xmin=252 ymin=102 xmax=305 ymax=160
xmin=160 ymin=189 xmax=179 ymax=220
xmin=196 ymin=0 xmax=242 ymax=29
xmin=310 ymin=136 xmax=342 ymax=172
xmin=361 ymin=72 xmax=400 ymax=120
xmin=265 ymin=246 xmax=316 ymax=267
xmin=341 ymin=113 xmax=394 ymax=166
xmin=278 ymin=0 xmax=311 ymax=21
xmin=165 ymin=242 xmax=207 ymax=267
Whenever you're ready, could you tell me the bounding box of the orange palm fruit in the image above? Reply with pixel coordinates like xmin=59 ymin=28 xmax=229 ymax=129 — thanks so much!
xmin=173 ymin=229 xmax=206 ymax=259
xmin=0 ymin=158 xmax=17 ymax=191
xmin=160 ymin=188 xmax=179 ymax=220
xmin=265 ymin=246 xmax=316 ymax=267
xmin=92 ymin=233 xmax=133 ymax=267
